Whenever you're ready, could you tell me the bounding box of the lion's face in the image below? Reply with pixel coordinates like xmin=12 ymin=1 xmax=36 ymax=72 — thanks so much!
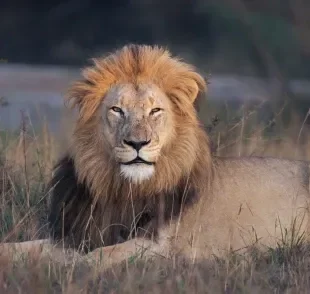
xmin=68 ymin=44 xmax=207 ymax=191
xmin=101 ymin=83 xmax=175 ymax=183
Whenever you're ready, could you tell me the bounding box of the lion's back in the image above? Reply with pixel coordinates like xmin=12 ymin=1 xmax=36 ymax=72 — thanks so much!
xmin=215 ymin=156 xmax=310 ymax=190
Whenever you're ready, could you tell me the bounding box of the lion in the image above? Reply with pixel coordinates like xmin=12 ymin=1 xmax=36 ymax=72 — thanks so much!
xmin=1 ymin=44 xmax=310 ymax=267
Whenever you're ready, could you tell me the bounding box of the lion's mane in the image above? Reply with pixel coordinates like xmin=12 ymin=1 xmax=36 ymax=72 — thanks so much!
xmin=48 ymin=44 xmax=213 ymax=252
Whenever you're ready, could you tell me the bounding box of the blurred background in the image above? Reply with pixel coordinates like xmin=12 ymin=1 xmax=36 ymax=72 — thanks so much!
xmin=2 ymin=0 xmax=310 ymax=246
xmin=1 ymin=0 xmax=310 ymax=136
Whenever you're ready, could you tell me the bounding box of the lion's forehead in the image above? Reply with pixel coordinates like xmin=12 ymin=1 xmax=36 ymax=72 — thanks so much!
xmin=104 ymin=83 xmax=168 ymax=109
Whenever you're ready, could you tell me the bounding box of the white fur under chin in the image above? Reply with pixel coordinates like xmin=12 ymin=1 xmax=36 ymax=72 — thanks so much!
xmin=120 ymin=164 xmax=155 ymax=184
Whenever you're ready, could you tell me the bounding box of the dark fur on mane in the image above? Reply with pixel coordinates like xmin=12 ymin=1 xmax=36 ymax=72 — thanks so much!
xmin=48 ymin=155 xmax=199 ymax=253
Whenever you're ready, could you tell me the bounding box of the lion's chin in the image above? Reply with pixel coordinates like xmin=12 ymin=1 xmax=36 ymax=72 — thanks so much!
xmin=120 ymin=164 xmax=155 ymax=184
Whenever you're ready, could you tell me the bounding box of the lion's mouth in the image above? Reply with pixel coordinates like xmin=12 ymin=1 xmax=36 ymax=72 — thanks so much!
xmin=121 ymin=156 xmax=154 ymax=165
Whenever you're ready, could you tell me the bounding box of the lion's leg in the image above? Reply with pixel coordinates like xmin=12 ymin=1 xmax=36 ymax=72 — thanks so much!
xmin=0 ymin=239 xmax=81 ymax=264
xmin=86 ymin=237 xmax=169 ymax=268
xmin=0 ymin=239 xmax=51 ymax=256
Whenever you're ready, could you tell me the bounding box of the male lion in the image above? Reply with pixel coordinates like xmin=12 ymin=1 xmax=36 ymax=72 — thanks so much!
xmin=1 ymin=44 xmax=310 ymax=267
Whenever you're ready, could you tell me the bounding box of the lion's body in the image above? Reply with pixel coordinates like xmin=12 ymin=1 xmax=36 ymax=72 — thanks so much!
xmin=169 ymin=156 xmax=310 ymax=258
xmin=2 ymin=44 xmax=310 ymax=266
xmin=48 ymin=140 xmax=310 ymax=259
xmin=46 ymin=44 xmax=310 ymax=263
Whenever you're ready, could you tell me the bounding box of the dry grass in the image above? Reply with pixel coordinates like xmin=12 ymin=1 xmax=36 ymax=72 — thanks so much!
xmin=1 ymin=102 xmax=310 ymax=293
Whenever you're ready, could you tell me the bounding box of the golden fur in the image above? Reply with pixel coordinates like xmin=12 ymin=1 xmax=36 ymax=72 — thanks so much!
xmin=1 ymin=44 xmax=310 ymax=268
xmin=66 ymin=44 xmax=206 ymax=123
xmin=67 ymin=44 xmax=211 ymax=192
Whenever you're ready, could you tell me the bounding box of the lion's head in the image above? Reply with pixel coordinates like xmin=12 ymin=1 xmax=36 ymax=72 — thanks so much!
xmin=49 ymin=44 xmax=213 ymax=251
xmin=66 ymin=44 xmax=210 ymax=195
xmin=101 ymin=83 xmax=176 ymax=183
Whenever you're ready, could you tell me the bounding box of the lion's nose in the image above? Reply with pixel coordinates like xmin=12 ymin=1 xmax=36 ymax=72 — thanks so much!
xmin=123 ymin=139 xmax=151 ymax=151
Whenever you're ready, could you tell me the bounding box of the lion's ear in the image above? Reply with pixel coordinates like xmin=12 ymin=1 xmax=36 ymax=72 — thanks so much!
xmin=64 ymin=79 xmax=103 ymax=123
xmin=186 ymin=79 xmax=200 ymax=103
xmin=183 ymin=73 xmax=207 ymax=104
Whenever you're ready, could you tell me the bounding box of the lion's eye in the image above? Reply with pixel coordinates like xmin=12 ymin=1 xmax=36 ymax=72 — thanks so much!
xmin=150 ymin=108 xmax=162 ymax=115
xmin=110 ymin=106 xmax=124 ymax=115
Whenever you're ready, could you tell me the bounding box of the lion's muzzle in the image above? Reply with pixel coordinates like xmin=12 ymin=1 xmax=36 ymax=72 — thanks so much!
xmin=120 ymin=139 xmax=154 ymax=165
xmin=114 ymin=139 xmax=160 ymax=183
